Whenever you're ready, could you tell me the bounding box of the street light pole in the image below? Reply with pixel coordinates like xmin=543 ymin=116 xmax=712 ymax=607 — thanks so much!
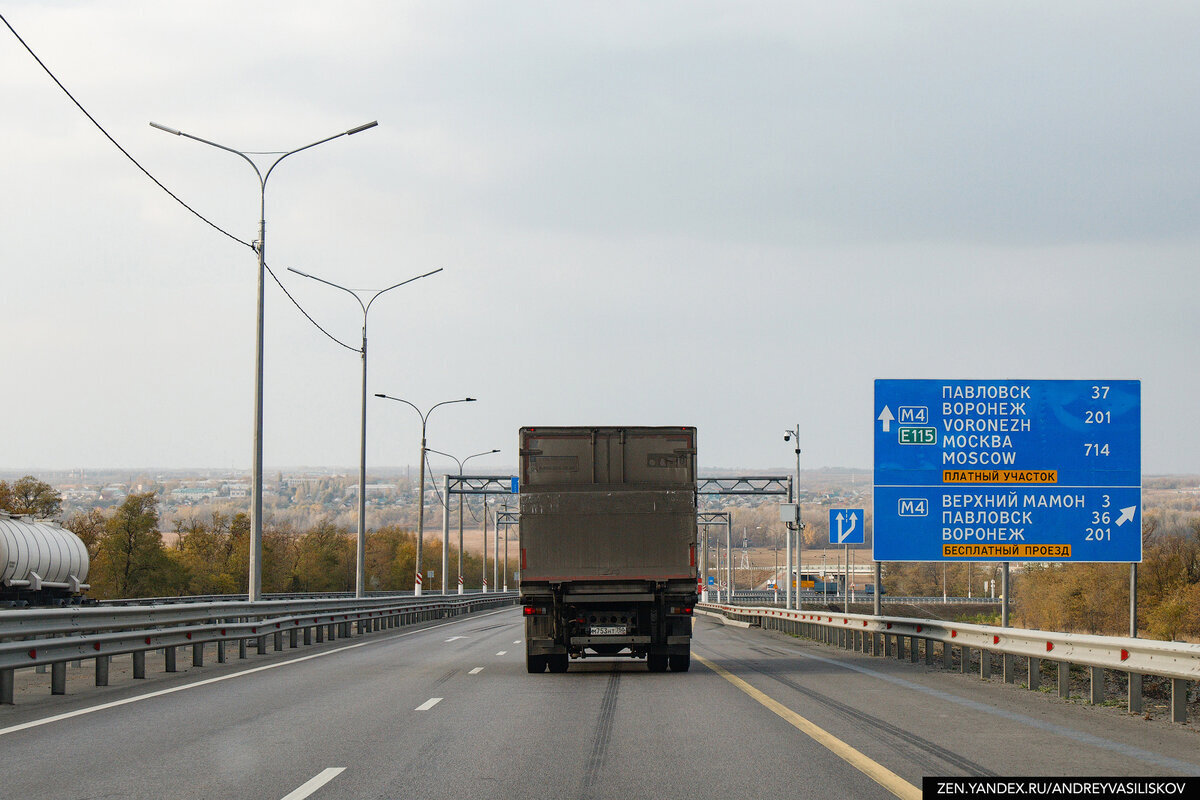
xmin=374 ymin=394 xmax=475 ymax=595
xmin=426 ymin=447 xmax=500 ymax=594
xmin=151 ymin=119 xmax=378 ymax=600
xmin=288 ymin=267 xmax=443 ymax=598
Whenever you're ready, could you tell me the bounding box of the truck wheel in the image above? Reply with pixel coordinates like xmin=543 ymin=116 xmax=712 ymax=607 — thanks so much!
xmin=669 ymin=653 xmax=690 ymax=672
xmin=647 ymin=654 xmax=668 ymax=672
xmin=526 ymin=654 xmax=548 ymax=673
xmin=548 ymin=654 xmax=569 ymax=673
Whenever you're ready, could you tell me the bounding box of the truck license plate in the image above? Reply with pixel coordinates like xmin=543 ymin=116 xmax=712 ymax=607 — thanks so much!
xmin=590 ymin=625 xmax=626 ymax=636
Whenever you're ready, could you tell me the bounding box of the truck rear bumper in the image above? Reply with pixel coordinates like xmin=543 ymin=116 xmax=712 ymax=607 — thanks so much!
xmin=570 ymin=635 xmax=651 ymax=646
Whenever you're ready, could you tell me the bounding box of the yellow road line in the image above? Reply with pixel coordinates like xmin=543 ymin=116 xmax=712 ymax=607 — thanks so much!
xmin=694 ymin=653 xmax=920 ymax=800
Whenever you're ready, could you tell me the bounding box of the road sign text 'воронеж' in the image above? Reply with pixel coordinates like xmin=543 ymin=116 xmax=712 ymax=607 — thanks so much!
xmin=873 ymin=380 xmax=1141 ymax=563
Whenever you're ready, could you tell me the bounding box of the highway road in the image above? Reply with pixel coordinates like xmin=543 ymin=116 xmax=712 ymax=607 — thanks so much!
xmin=2 ymin=606 xmax=1198 ymax=799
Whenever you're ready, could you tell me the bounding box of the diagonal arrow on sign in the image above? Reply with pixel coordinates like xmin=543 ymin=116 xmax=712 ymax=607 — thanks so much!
xmin=837 ymin=512 xmax=858 ymax=544
xmin=1115 ymin=506 xmax=1137 ymax=527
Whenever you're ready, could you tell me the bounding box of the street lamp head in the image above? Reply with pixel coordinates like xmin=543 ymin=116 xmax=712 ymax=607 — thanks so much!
xmin=374 ymin=393 xmax=387 ymax=398
xmin=346 ymin=121 xmax=379 ymax=135
xmin=465 ymin=397 xmax=477 ymax=402
xmin=149 ymin=121 xmax=181 ymax=135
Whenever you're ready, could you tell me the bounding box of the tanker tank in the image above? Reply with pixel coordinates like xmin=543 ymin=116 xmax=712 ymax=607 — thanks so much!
xmin=0 ymin=511 xmax=90 ymax=605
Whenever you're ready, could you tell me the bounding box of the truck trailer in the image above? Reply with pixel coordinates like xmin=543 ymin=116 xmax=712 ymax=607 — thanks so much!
xmin=519 ymin=426 xmax=698 ymax=673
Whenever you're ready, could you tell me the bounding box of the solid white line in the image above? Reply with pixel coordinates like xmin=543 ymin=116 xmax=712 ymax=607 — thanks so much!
xmin=469 ymin=667 xmax=483 ymax=675
xmin=496 ymin=651 xmax=507 ymax=656
xmin=280 ymin=768 xmax=345 ymax=800
xmin=415 ymin=697 xmax=442 ymax=711
xmin=0 ymin=606 xmax=516 ymax=738
xmin=445 ymin=636 xmax=465 ymax=642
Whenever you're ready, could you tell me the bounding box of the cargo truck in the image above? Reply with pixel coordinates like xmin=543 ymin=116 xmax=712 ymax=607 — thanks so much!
xmin=519 ymin=426 xmax=697 ymax=673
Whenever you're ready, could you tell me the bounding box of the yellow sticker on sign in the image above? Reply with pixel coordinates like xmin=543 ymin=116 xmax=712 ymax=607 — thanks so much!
xmin=943 ymin=544 xmax=1072 ymax=558
xmin=942 ymin=469 xmax=1058 ymax=484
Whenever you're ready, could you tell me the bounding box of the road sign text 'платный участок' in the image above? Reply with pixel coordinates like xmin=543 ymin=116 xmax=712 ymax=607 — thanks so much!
xmin=873 ymin=380 xmax=1140 ymax=563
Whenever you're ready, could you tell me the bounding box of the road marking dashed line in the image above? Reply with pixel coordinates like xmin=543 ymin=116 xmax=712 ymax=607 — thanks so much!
xmin=415 ymin=697 xmax=443 ymax=711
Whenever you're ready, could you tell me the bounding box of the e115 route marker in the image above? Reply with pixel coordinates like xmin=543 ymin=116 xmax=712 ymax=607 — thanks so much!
xmin=873 ymin=379 xmax=1141 ymax=563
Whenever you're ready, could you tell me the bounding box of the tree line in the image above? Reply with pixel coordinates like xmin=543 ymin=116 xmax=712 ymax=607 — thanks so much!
xmin=2 ymin=477 xmax=506 ymax=600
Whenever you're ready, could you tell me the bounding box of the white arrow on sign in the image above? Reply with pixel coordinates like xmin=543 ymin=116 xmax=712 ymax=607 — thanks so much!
xmin=836 ymin=511 xmax=858 ymax=543
xmin=1116 ymin=506 xmax=1137 ymax=527
xmin=878 ymin=406 xmax=895 ymax=432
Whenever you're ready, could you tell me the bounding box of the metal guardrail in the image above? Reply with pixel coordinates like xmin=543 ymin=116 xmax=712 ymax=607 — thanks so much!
xmin=0 ymin=593 xmax=519 ymax=704
xmin=711 ymin=591 xmax=1002 ymax=605
xmin=96 ymin=589 xmax=511 ymax=606
xmin=698 ymin=602 xmax=1200 ymax=724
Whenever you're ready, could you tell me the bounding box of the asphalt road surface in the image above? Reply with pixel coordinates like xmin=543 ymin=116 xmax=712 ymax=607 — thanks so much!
xmin=2 ymin=607 xmax=1198 ymax=799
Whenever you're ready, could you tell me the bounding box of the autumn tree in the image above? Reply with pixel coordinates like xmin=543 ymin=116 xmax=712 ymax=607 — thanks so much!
xmin=64 ymin=508 xmax=108 ymax=563
xmin=90 ymin=492 xmax=186 ymax=598
xmin=292 ymin=520 xmax=354 ymax=592
xmin=0 ymin=475 xmax=62 ymax=518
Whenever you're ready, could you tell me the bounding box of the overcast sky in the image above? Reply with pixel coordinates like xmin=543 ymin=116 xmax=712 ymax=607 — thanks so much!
xmin=2 ymin=2 xmax=1198 ymax=475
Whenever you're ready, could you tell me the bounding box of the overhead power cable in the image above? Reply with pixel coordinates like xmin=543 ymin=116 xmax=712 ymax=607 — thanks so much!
xmin=1 ymin=11 xmax=249 ymax=250
xmin=3 ymin=11 xmax=358 ymax=354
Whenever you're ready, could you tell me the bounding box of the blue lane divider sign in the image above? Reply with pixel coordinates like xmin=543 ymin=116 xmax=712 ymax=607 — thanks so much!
xmin=829 ymin=509 xmax=866 ymax=545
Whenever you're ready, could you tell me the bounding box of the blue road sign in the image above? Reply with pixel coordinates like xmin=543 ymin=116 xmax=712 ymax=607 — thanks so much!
xmin=707 ymin=575 xmax=715 ymax=586
xmin=829 ymin=508 xmax=866 ymax=545
xmin=874 ymin=379 xmax=1141 ymax=563
xmin=511 ymin=476 xmax=519 ymax=494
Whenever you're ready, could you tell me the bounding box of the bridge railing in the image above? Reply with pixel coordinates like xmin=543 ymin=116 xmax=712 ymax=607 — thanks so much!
xmin=698 ymin=602 xmax=1200 ymax=724
xmin=0 ymin=592 xmax=518 ymax=704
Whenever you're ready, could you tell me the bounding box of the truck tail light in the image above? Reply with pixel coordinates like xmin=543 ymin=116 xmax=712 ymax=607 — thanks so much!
xmin=523 ymin=606 xmax=547 ymax=616
xmin=669 ymin=606 xmax=693 ymax=615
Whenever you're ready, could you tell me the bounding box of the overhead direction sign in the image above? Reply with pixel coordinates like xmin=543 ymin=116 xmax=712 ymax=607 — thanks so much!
xmin=829 ymin=508 xmax=866 ymax=545
xmin=873 ymin=379 xmax=1141 ymax=563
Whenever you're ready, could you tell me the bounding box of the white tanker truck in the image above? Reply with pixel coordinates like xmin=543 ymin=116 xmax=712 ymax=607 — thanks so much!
xmin=0 ymin=511 xmax=91 ymax=605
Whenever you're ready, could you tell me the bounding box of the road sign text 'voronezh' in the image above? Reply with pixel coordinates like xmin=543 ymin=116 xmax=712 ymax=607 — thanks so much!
xmin=874 ymin=380 xmax=1140 ymax=562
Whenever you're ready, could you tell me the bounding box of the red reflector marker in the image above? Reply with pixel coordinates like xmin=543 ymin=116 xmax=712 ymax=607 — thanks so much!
xmin=93 ymin=643 xmax=101 ymax=651
xmin=186 ymin=632 xmax=192 ymax=640
xmin=993 ymin=635 xmax=1000 ymax=644
xmin=886 ymin=623 xmax=893 ymax=630
xmin=1046 ymin=642 xmax=1054 ymax=652
xmin=28 ymin=649 xmax=36 ymax=659
xmin=1121 ymin=649 xmax=1130 ymax=661
xmin=916 ymin=625 xmax=923 ymax=633
xmin=951 ymin=631 xmax=957 ymax=638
